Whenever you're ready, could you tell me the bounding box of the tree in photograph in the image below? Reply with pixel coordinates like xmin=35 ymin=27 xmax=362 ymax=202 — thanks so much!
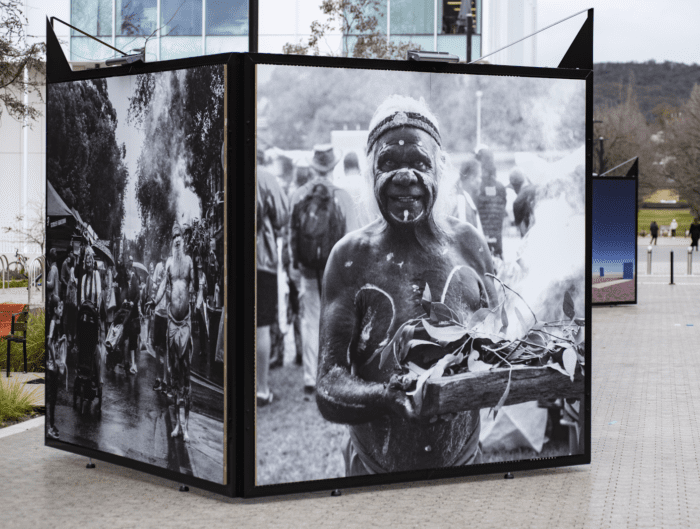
xmin=128 ymin=66 xmax=225 ymax=258
xmin=283 ymin=0 xmax=419 ymax=60
xmin=663 ymin=84 xmax=700 ymax=217
xmin=0 ymin=0 xmax=45 ymax=125
xmin=46 ymin=79 xmax=129 ymax=242
xmin=594 ymin=84 xmax=663 ymax=208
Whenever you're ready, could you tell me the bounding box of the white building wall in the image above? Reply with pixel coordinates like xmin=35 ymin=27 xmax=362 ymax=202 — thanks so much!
xmin=0 ymin=0 xmax=66 ymax=263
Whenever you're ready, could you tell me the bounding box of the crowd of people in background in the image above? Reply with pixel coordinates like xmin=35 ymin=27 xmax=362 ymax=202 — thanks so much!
xmin=44 ymin=226 xmax=224 ymax=442
xmin=255 ymin=142 xmax=536 ymax=407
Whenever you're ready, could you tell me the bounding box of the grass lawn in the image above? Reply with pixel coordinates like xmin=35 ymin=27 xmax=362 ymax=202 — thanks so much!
xmin=256 ymin=363 xmax=346 ymax=486
xmin=638 ymin=208 xmax=695 ymax=235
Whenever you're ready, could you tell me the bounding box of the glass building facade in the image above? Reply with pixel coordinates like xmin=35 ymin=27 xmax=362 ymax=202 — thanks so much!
xmin=70 ymin=0 xmax=479 ymax=63
xmin=346 ymin=0 xmax=482 ymax=62
xmin=70 ymin=0 xmax=249 ymax=62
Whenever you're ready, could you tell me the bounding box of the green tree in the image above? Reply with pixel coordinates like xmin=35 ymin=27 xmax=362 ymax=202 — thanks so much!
xmin=283 ymin=0 xmax=419 ymax=60
xmin=46 ymin=79 xmax=129 ymax=242
xmin=0 ymin=0 xmax=45 ymax=124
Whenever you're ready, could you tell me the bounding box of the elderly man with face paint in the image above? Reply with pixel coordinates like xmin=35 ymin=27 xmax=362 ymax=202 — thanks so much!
xmin=316 ymin=95 xmax=497 ymax=475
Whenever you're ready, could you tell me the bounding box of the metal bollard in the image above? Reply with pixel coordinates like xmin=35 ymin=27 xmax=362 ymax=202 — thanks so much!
xmin=670 ymin=251 xmax=675 ymax=285
xmin=689 ymin=246 xmax=693 ymax=276
xmin=647 ymin=246 xmax=652 ymax=275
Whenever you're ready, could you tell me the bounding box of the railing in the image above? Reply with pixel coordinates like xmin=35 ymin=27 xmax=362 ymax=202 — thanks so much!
xmin=28 ymin=256 xmax=45 ymax=306
xmin=0 ymin=255 xmax=8 ymax=289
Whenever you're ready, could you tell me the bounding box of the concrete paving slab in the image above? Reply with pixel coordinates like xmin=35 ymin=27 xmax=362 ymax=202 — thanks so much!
xmin=0 ymin=281 xmax=699 ymax=527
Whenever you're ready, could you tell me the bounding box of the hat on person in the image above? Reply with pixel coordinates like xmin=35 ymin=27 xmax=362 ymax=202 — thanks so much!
xmin=308 ymin=144 xmax=341 ymax=174
xmin=367 ymin=95 xmax=442 ymax=154
xmin=172 ymin=221 xmax=182 ymax=239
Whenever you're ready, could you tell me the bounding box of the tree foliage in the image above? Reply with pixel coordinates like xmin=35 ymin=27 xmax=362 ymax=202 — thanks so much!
xmin=0 ymin=0 xmax=45 ymax=124
xmin=2 ymin=198 xmax=45 ymax=253
xmin=282 ymin=0 xmax=419 ymax=60
xmin=127 ymin=65 xmax=225 ymax=262
xmin=595 ymin=61 xmax=700 ymax=124
xmin=47 ymin=79 xmax=129 ymax=243
xmin=259 ymin=67 xmax=585 ymax=154
xmin=664 ymin=84 xmax=700 ymax=217
xmin=593 ymin=84 xmax=664 ymax=208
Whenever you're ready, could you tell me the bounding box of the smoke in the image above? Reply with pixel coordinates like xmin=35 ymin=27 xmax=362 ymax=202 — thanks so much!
xmin=136 ymin=70 xmax=202 ymax=237
xmin=500 ymin=149 xmax=586 ymax=337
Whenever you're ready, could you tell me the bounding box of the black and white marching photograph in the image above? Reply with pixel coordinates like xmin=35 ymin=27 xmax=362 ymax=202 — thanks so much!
xmin=254 ymin=64 xmax=587 ymax=487
xmin=46 ymin=64 xmax=227 ymax=484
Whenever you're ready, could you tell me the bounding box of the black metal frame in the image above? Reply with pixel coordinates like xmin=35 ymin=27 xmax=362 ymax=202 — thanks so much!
xmin=44 ymin=8 xmax=594 ymax=499
xmin=591 ymin=174 xmax=639 ymax=306
xmin=45 ymin=23 xmax=241 ymax=496
xmin=240 ymin=50 xmax=594 ymax=497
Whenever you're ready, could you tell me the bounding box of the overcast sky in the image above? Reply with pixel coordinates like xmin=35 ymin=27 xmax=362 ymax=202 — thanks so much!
xmin=538 ymin=1 xmax=700 ymax=64
xmin=25 ymin=0 xmax=700 ymax=65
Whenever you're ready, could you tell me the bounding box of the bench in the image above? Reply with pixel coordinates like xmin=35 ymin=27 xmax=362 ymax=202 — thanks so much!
xmin=0 ymin=303 xmax=28 ymax=377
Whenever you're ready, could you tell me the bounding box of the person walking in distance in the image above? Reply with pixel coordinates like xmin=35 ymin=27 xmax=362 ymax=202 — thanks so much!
xmin=475 ymin=148 xmax=507 ymax=259
xmin=650 ymin=221 xmax=658 ymax=246
xmin=671 ymin=218 xmax=678 ymax=238
xmin=690 ymin=218 xmax=700 ymax=252
xmin=256 ymin=152 xmax=289 ymax=406
xmin=150 ymin=249 xmax=169 ymax=393
xmin=290 ymin=145 xmax=360 ymax=396
xmin=453 ymin=157 xmax=484 ymax=235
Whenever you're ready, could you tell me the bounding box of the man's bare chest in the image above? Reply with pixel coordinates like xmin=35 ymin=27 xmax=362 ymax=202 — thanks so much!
xmin=348 ymin=250 xmax=488 ymax=370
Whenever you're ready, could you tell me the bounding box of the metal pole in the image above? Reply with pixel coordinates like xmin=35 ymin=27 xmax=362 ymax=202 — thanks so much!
xmin=647 ymin=246 xmax=652 ymax=275
xmin=688 ymin=246 xmax=693 ymax=275
xmin=476 ymin=90 xmax=483 ymax=148
xmin=598 ymin=137 xmax=605 ymax=175
xmin=466 ymin=15 xmax=473 ymax=63
xmin=670 ymin=251 xmax=675 ymax=285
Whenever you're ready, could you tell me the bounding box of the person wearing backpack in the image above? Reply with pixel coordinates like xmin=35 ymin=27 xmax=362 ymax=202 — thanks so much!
xmin=290 ymin=144 xmax=361 ymax=396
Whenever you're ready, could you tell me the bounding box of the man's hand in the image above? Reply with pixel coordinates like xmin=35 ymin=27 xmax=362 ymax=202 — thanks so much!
xmin=384 ymin=387 xmax=420 ymax=423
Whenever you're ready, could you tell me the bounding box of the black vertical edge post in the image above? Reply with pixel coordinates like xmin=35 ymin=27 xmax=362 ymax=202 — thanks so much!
xmin=241 ymin=53 xmax=258 ymax=497
xmin=249 ymin=0 xmax=259 ymax=53
xmin=584 ymin=65 xmax=593 ymax=463
xmin=633 ymin=165 xmax=638 ymax=304
xmin=670 ymin=251 xmax=675 ymax=285
xmin=225 ymin=53 xmax=242 ymax=497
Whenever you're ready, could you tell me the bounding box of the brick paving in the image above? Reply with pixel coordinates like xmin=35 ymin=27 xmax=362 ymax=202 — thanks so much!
xmin=0 ymin=279 xmax=698 ymax=528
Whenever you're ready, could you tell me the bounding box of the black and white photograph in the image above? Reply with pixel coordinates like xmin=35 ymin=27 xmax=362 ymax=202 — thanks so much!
xmin=46 ymin=64 xmax=227 ymax=485
xmin=254 ymin=63 xmax=587 ymax=487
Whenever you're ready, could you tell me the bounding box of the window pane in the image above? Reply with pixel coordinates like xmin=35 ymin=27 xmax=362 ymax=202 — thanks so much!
xmin=207 ymin=0 xmax=249 ymax=36
xmin=162 ymin=0 xmax=203 ymax=36
xmin=440 ymin=0 xmax=479 ymax=35
xmin=160 ymin=36 xmax=203 ymax=59
xmin=71 ymin=0 xmax=112 ymax=37
xmin=118 ymin=0 xmax=157 ymax=36
xmin=390 ymin=0 xmax=434 ymax=35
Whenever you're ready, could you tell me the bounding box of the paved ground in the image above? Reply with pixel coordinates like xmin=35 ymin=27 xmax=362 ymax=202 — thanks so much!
xmin=0 ymin=279 xmax=699 ymax=527
xmin=0 ymin=285 xmax=43 ymax=310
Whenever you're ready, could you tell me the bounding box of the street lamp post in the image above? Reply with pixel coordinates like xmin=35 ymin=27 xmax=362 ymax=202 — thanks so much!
xmin=598 ymin=136 xmax=605 ymax=175
xmin=476 ymin=90 xmax=483 ymax=148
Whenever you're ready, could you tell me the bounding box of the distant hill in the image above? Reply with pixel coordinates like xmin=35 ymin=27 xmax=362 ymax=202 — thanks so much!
xmin=594 ymin=61 xmax=700 ymax=123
